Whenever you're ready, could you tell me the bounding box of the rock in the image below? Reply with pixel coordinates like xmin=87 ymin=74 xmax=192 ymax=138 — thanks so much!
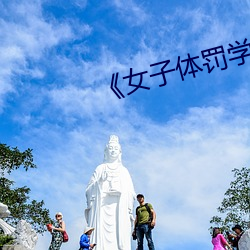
xmin=2 ymin=245 xmax=26 ymax=250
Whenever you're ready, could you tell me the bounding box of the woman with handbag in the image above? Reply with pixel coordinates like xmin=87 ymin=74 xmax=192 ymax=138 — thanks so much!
xmin=212 ymin=227 xmax=232 ymax=250
xmin=48 ymin=212 xmax=66 ymax=250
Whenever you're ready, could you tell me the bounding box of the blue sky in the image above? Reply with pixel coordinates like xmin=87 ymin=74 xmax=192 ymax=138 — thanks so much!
xmin=1 ymin=0 xmax=250 ymax=249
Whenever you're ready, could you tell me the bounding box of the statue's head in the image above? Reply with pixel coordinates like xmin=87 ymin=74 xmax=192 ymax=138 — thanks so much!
xmin=0 ymin=202 xmax=10 ymax=218
xmin=104 ymin=135 xmax=122 ymax=163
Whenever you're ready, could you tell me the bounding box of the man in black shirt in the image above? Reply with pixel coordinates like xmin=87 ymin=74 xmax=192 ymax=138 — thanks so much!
xmin=230 ymin=224 xmax=244 ymax=250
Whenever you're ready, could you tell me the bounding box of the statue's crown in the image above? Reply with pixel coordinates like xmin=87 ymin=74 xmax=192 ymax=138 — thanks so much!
xmin=109 ymin=135 xmax=119 ymax=144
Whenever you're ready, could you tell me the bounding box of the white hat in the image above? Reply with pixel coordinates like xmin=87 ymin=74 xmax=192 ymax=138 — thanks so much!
xmin=84 ymin=227 xmax=94 ymax=234
xmin=55 ymin=212 xmax=63 ymax=218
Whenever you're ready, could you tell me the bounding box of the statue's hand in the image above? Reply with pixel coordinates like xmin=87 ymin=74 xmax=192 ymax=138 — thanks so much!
xmin=101 ymin=171 xmax=108 ymax=181
xmin=87 ymin=201 xmax=93 ymax=208
xmin=86 ymin=195 xmax=95 ymax=209
xmin=129 ymin=213 xmax=135 ymax=222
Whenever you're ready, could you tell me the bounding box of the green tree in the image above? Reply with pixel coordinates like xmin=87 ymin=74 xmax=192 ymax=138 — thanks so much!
xmin=210 ymin=167 xmax=250 ymax=232
xmin=0 ymin=143 xmax=52 ymax=233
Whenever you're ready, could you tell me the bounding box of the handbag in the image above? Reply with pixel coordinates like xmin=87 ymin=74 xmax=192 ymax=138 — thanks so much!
xmin=46 ymin=224 xmax=52 ymax=232
xmin=132 ymin=230 xmax=137 ymax=240
xmin=62 ymin=231 xmax=69 ymax=242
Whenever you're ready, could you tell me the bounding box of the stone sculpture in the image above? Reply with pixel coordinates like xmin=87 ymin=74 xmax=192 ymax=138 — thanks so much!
xmin=0 ymin=203 xmax=37 ymax=250
xmin=13 ymin=220 xmax=38 ymax=250
xmin=0 ymin=202 xmax=15 ymax=235
xmin=85 ymin=135 xmax=136 ymax=250
xmin=239 ymin=229 xmax=250 ymax=250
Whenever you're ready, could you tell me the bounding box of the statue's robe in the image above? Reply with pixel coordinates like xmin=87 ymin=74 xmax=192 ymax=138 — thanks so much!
xmin=85 ymin=163 xmax=135 ymax=250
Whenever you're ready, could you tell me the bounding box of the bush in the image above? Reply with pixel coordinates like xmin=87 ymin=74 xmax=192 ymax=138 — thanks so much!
xmin=0 ymin=234 xmax=14 ymax=247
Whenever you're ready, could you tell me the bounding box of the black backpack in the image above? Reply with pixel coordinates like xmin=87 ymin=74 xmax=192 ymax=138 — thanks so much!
xmin=136 ymin=203 xmax=154 ymax=229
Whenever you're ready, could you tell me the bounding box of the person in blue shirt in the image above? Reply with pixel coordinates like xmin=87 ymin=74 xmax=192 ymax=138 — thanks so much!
xmin=79 ymin=227 xmax=96 ymax=250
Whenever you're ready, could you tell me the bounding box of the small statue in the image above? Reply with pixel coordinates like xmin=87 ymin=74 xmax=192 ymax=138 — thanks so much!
xmin=0 ymin=202 xmax=11 ymax=218
xmin=0 ymin=202 xmax=38 ymax=250
xmin=13 ymin=220 xmax=38 ymax=250
xmin=0 ymin=202 xmax=15 ymax=235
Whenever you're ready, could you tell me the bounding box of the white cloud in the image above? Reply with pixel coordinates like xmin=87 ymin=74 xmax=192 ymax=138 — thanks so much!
xmin=81 ymin=47 xmax=128 ymax=84
xmin=73 ymin=0 xmax=88 ymax=9
xmin=112 ymin=0 xmax=148 ymax=26
xmin=11 ymin=93 xmax=250 ymax=249
xmin=0 ymin=2 xmax=73 ymax=57
xmin=48 ymin=84 xmax=125 ymax=120
xmin=0 ymin=1 xmax=76 ymax=110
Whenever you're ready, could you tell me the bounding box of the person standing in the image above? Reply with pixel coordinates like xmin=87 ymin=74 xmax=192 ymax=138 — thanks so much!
xmin=231 ymin=225 xmax=244 ymax=250
xmin=49 ymin=212 xmax=66 ymax=250
xmin=211 ymin=227 xmax=232 ymax=250
xmin=133 ymin=194 xmax=156 ymax=250
xmin=79 ymin=227 xmax=96 ymax=250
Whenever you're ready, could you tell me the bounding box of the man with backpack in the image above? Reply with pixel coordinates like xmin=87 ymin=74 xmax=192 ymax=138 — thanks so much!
xmin=132 ymin=194 xmax=156 ymax=250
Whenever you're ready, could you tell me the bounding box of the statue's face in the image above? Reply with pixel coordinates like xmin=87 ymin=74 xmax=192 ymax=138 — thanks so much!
xmin=107 ymin=142 xmax=121 ymax=160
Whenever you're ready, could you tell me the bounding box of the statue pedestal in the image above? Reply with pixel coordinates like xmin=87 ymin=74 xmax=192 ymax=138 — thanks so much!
xmin=2 ymin=245 xmax=26 ymax=250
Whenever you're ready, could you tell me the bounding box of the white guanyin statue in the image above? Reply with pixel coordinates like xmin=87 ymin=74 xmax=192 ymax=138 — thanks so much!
xmin=85 ymin=135 xmax=136 ymax=250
